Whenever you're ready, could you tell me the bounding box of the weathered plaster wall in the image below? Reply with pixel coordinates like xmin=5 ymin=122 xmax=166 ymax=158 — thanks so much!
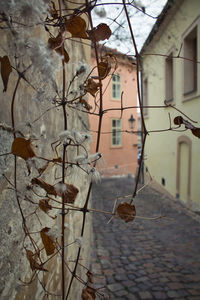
xmin=0 ymin=2 xmax=92 ymax=299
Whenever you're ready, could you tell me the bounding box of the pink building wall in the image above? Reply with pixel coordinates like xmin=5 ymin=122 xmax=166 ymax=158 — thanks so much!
xmin=89 ymin=48 xmax=138 ymax=176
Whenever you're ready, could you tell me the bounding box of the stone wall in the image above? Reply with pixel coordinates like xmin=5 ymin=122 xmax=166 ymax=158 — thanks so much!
xmin=0 ymin=1 xmax=92 ymax=299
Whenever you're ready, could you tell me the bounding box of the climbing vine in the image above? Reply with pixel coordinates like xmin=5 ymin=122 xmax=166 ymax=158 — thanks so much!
xmin=0 ymin=1 xmax=199 ymax=299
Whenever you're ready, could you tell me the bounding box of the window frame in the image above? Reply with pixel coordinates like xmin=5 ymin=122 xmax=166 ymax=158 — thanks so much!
xmin=182 ymin=17 xmax=199 ymax=101
xmin=165 ymin=51 xmax=174 ymax=103
xmin=142 ymin=77 xmax=148 ymax=116
xmin=111 ymin=118 xmax=122 ymax=147
xmin=111 ymin=74 xmax=121 ymax=100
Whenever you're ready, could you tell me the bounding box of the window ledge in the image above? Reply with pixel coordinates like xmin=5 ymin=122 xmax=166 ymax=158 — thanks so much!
xmin=182 ymin=91 xmax=199 ymax=102
xmin=110 ymin=145 xmax=123 ymax=149
xmin=110 ymin=98 xmax=121 ymax=101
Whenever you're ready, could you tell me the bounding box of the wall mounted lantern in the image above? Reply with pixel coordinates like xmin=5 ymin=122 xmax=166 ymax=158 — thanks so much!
xmin=128 ymin=114 xmax=136 ymax=129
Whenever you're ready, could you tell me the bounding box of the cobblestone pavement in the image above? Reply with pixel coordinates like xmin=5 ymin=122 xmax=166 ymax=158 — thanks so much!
xmin=90 ymin=177 xmax=200 ymax=300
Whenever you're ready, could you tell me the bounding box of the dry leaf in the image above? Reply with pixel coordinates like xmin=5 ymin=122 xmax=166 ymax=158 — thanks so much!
xmin=117 ymin=202 xmax=136 ymax=223
xmin=82 ymin=286 xmax=96 ymax=300
xmin=174 ymin=116 xmax=200 ymax=138
xmin=86 ymin=270 xmax=94 ymax=284
xmin=11 ymin=137 xmax=36 ymax=161
xmin=48 ymin=35 xmax=69 ymax=64
xmin=174 ymin=116 xmax=183 ymax=125
xmin=26 ymin=249 xmax=48 ymax=272
xmin=79 ymin=98 xmax=92 ymax=111
xmin=39 ymin=199 xmax=52 ymax=213
xmin=88 ymin=23 xmax=111 ymax=41
xmin=31 ymin=178 xmax=57 ymax=196
xmin=40 ymin=227 xmax=55 ymax=256
xmin=85 ymin=78 xmax=101 ymax=97
xmin=64 ymin=184 xmax=79 ymax=203
xmin=97 ymin=61 xmax=111 ymax=79
xmin=191 ymin=128 xmax=200 ymax=138
xmin=0 ymin=55 xmax=12 ymax=92
xmin=66 ymin=16 xmax=88 ymax=39
xmin=52 ymin=157 xmax=62 ymax=163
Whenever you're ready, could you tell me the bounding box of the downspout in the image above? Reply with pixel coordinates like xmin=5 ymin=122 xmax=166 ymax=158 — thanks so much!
xmin=139 ymin=56 xmax=144 ymax=184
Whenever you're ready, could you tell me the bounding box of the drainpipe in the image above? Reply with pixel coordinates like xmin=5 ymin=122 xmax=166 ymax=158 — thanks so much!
xmin=139 ymin=57 xmax=144 ymax=184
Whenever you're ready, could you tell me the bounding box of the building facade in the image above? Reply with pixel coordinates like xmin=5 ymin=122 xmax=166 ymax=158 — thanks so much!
xmin=141 ymin=0 xmax=200 ymax=210
xmin=89 ymin=47 xmax=138 ymax=176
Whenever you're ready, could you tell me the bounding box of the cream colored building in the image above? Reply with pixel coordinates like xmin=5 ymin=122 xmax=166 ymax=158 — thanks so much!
xmin=140 ymin=0 xmax=200 ymax=211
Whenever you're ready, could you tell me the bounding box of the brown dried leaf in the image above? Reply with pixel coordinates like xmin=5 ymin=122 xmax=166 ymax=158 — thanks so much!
xmin=64 ymin=184 xmax=79 ymax=203
xmin=97 ymin=61 xmax=111 ymax=79
xmin=39 ymin=199 xmax=52 ymax=213
xmin=86 ymin=270 xmax=94 ymax=284
xmin=66 ymin=16 xmax=88 ymax=39
xmin=48 ymin=35 xmax=69 ymax=64
xmin=31 ymin=178 xmax=57 ymax=196
xmin=174 ymin=116 xmax=183 ymax=125
xmin=88 ymin=23 xmax=111 ymax=41
xmin=85 ymin=78 xmax=101 ymax=97
xmin=79 ymin=98 xmax=92 ymax=111
xmin=11 ymin=137 xmax=36 ymax=161
xmin=40 ymin=227 xmax=55 ymax=256
xmin=191 ymin=128 xmax=200 ymax=138
xmin=82 ymin=286 xmax=96 ymax=300
xmin=52 ymin=157 xmax=62 ymax=163
xmin=117 ymin=202 xmax=136 ymax=223
xmin=0 ymin=55 xmax=12 ymax=92
xmin=26 ymin=249 xmax=48 ymax=272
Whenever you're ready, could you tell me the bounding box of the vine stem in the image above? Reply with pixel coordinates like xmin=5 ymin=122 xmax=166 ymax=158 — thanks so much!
xmin=57 ymin=0 xmax=67 ymax=299
xmin=122 ymin=0 xmax=148 ymax=202
xmin=65 ymin=0 xmax=105 ymax=298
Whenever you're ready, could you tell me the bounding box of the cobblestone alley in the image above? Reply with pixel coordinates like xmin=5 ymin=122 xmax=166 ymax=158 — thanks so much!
xmin=90 ymin=177 xmax=200 ymax=300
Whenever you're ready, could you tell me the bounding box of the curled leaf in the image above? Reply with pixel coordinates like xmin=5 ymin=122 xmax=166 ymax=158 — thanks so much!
xmin=117 ymin=202 xmax=136 ymax=223
xmin=174 ymin=116 xmax=200 ymax=138
xmin=39 ymin=199 xmax=52 ymax=213
xmin=31 ymin=178 xmax=57 ymax=196
xmin=66 ymin=16 xmax=88 ymax=39
xmin=86 ymin=270 xmax=94 ymax=284
xmin=11 ymin=137 xmax=36 ymax=161
xmin=82 ymin=286 xmax=96 ymax=300
xmin=174 ymin=116 xmax=183 ymax=125
xmin=26 ymin=249 xmax=48 ymax=272
xmin=64 ymin=183 xmax=79 ymax=203
xmin=97 ymin=61 xmax=111 ymax=79
xmin=40 ymin=227 xmax=55 ymax=256
xmin=88 ymin=23 xmax=111 ymax=41
xmin=52 ymin=157 xmax=62 ymax=163
xmin=85 ymin=78 xmax=101 ymax=97
xmin=0 ymin=55 xmax=12 ymax=92
xmin=79 ymin=98 xmax=92 ymax=111
xmin=48 ymin=35 xmax=69 ymax=64
xmin=191 ymin=128 xmax=200 ymax=138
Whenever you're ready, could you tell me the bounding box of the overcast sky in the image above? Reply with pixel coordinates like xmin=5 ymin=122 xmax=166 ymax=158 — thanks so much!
xmin=93 ymin=0 xmax=168 ymax=55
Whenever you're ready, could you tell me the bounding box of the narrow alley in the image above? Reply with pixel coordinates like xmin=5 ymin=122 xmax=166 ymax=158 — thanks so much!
xmin=91 ymin=177 xmax=200 ymax=300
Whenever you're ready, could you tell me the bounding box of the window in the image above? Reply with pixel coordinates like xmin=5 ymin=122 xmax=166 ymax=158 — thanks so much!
xmin=165 ymin=53 xmax=173 ymax=102
xmin=183 ymin=26 xmax=197 ymax=95
xmin=112 ymin=74 xmax=121 ymax=99
xmin=143 ymin=78 xmax=148 ymax=115
xmin=111 ymin=119 xmax=122 ymax=146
